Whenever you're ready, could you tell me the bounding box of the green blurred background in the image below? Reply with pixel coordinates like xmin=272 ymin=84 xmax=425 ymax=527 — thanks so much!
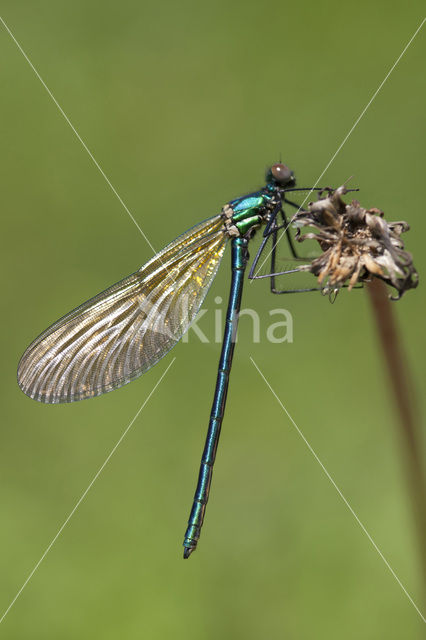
xmin=1 ymin=1 xmax=425 ymax=638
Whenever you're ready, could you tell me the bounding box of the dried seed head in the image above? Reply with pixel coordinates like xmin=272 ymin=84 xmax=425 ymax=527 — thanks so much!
xmin=293 ymin=187 xmax=418 ymax=300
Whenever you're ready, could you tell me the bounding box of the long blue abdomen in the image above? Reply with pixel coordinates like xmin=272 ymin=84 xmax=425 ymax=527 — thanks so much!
xmin=183 ymin=236 xmax=248 ymax=557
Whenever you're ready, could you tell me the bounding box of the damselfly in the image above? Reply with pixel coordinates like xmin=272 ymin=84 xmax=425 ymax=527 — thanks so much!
xmin=18 ymin=163 xmax=323 ymax=558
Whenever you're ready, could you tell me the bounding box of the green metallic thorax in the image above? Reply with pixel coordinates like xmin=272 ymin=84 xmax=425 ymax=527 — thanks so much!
xmin=222 ymin=189 xmax=275 ymax=237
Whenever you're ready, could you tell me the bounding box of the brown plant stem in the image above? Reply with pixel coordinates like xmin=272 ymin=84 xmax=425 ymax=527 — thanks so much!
xmin=367 ymin=278 xmax=426 ymax=593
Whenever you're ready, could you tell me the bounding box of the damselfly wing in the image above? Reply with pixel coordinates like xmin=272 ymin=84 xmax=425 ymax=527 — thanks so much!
xmin=18 ymin=216 xmax=226 ymax=403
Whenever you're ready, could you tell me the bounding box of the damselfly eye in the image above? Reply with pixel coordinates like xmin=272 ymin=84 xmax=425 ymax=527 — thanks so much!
xmin=269 ymin=163 xmax=294 ymax=186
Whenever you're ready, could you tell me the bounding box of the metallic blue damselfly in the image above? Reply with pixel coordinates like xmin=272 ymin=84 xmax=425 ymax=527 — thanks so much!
xmin=18 ymin=163 xmax=321 ymax=557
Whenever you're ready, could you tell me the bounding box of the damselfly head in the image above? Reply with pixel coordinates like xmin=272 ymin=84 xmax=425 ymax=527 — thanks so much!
xmin=266 ymin=163 xmax=295 ymax=188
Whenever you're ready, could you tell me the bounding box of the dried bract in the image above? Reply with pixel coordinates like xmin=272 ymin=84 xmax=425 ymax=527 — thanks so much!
xmin=293 ymin=186 xmax=418 ymax=300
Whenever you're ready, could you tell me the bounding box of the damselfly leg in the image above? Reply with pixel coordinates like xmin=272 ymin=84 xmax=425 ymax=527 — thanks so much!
xmin=249 ymin=190 xmax=321 ymax=294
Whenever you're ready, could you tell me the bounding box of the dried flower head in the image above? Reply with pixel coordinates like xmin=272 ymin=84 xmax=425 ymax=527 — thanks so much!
xmin=293 ymin=186 xmax=418 ymax=300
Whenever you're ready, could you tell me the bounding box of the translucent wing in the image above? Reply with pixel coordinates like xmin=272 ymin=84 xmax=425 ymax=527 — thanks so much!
xmin=18 ymin=216 xmax=227 ymax=403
